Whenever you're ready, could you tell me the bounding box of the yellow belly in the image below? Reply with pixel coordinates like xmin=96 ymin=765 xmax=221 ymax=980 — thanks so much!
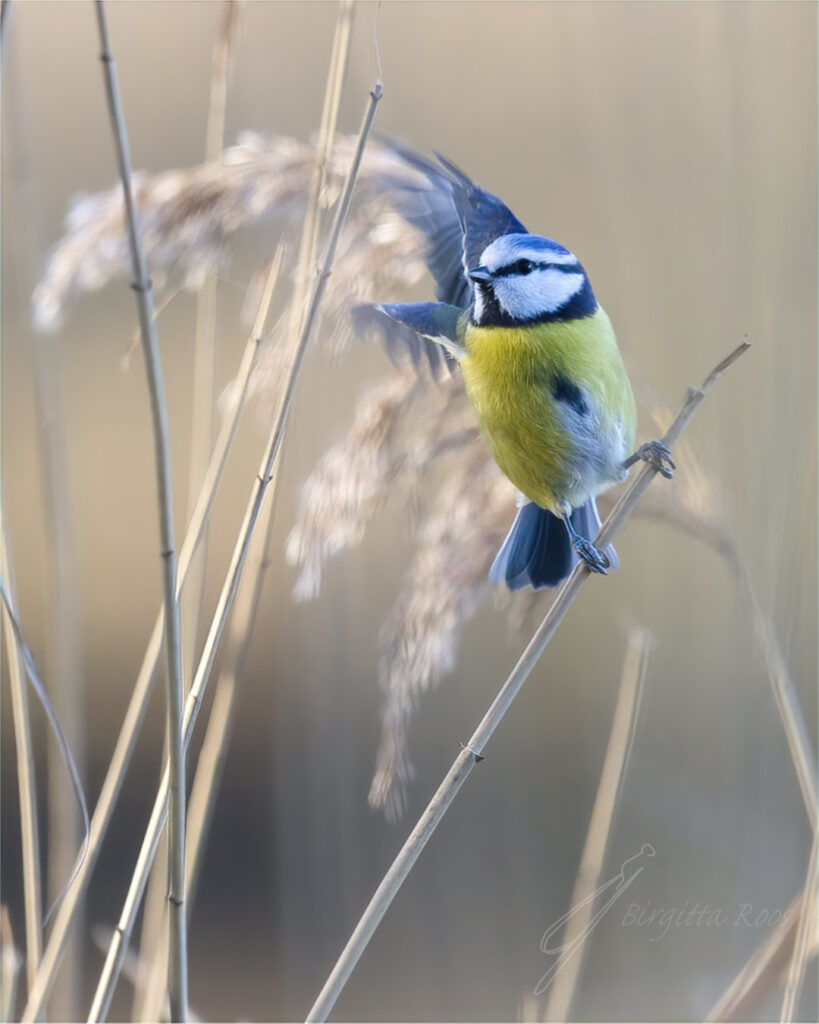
xmin=461 ymin=308 xmax=636 ymax=512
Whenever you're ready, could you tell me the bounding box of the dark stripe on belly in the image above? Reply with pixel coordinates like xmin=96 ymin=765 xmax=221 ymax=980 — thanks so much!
xmin=552 ymin=373 xmax=589 ymax=417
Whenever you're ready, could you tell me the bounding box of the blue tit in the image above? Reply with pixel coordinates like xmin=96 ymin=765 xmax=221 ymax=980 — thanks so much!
xmin=357 ymin=150 xmax=673 ymax=589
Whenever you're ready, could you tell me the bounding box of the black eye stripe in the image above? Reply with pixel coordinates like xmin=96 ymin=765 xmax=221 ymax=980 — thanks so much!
xmin=492 ymin=258 xmax=575 ymax=278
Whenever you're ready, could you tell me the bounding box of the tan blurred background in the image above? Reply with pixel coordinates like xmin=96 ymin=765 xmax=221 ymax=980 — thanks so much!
xmin=1 ymin=2 xmax=817 ymax=1021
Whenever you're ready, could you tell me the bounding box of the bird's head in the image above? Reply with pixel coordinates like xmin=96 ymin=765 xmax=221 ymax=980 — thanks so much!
xmin=468 ymin=233 xmax=597 ymax=327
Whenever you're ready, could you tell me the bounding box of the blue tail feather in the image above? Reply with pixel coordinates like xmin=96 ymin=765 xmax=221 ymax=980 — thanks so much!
xmin=490 ymin=497 xmax=617 ymax=590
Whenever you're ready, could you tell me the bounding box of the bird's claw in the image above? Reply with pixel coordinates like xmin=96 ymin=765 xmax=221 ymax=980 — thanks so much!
xmin=574 ymin=537 xmax=610 ymax=575
xmin=637 ymin=440 xmax=675 ymax=479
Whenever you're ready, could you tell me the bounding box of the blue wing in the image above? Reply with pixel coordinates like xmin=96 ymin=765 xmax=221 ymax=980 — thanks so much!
xmin=382 ymin=142 xmax=528 ymax=307
xmin=353 ymin=301 xmax=465 ymax=376
xmin=359 ymin=143 xmax=527 ymax=369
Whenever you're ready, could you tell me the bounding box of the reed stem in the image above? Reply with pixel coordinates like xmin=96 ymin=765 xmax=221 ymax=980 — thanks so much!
xmin=87 ymin=78 xmax=382 ymax=1023
xmin=94 ymin=4 xmax=187 ymax=1014
xmin=0 ymin=521 xmax=42 ymax=995
xmin=305 ymin=340 xmax=750 ymax=1023
xmin=542 ymin=630 xmax=651 ymax=1020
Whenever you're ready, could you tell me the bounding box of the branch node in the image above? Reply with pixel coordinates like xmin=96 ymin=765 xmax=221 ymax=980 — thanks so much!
xmin=460 ymin=742 xmax=484 ymax=764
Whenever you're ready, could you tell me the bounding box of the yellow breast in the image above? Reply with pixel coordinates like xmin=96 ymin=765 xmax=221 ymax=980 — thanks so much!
xmin=461 ymin=308 xmax=636 ymax=512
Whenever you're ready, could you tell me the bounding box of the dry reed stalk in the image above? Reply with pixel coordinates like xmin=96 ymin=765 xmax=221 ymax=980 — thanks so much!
xmin=2 ymin=29 xmax=82 ymax=1009
xmin=140 ymin=7 xmax=354 ymax=1014
xmin=94 ymin=4 xmax=188 ymax=1015
xmin=181 ymin=0 xmax=243 ymax=698
xmin=134 ymin=8 xmax=243 ymax=1017
xmin=20 ymin=247 xmax=284 ymax=1024
xmin=780 ymin=834 xmax=818 ymax=1022
xmin=87 ymin=78 xmax=383 ymax=1022
xmin=288 ymin=0 xmax=354 ymax=342
xmin=0 ymin=522 xmax=42 ymax=994
xmin=541 ymin=630 xmax=651 ymax=1020
xmin=140 ymin=463 xmax=282 ymax=1024
xmin=706 ymin=887 xmax=807 ymax=1020
xmin=133 ymin=838 xmax=169 ymax=1021
xmin=304 ymin=340 xmax=750 ymax=1023
xmin=36 ymin=329 xmax=85 ymax=1024
xmin=1 ymin=907 xmax=22 ymax=1022
xmin=91 ymin=928 xmax=204 ymax=1024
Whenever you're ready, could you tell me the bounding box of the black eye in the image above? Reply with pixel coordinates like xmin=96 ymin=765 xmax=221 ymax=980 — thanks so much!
xmin=515 ymin=259 xmax=535 ymax=275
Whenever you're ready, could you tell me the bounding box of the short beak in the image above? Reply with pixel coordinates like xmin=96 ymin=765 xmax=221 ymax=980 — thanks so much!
xmin=468 ymin=266 xmax=492 ymax=285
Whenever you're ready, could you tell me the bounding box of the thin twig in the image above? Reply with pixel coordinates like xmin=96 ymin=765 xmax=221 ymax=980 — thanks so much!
xmin=0 ymin=523 xmax=42 ymax=994
xmin=780 ymin=834 xmax=818 ymax=1022
xmin=87 ymin=78 xmax=383 ymax=1023
xmin=541 ymin=630 xmax=651 ymax=1020
xmin=304 ymin=340 xmax=750 ymax=1023
xmin=94 ymin=4 xmax=187 ymax=1016
xmin=19 ymin=204 xmax=284 ymax=1024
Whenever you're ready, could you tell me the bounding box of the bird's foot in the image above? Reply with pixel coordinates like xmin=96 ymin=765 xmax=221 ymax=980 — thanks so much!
xmin=573 ymin=537 xmax=610 ymax=575
xmin=624 ymin=440 xmax=675 ymax=479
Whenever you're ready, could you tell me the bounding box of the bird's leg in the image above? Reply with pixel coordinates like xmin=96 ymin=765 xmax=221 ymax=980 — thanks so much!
xmin=562 ymin=512 xmax=610 ymax=575
xmin=623 ymin=440 xmax=675 ymax=479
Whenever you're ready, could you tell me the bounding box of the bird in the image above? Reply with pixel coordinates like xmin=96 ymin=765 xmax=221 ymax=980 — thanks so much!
xmin=357 ymin=150 xmax=674 ymax=590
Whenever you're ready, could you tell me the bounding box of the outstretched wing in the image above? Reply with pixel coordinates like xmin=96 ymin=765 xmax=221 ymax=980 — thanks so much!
xmin=353 ymin=301 xmax=465 ymax=376
xmin=360 ymin=144 xmax=527 ymax=369
xmin=381 ymin=143 xmax=528 ymax=308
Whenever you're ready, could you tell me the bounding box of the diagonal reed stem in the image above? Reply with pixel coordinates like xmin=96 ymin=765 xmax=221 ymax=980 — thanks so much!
xmin=0 ymin=521 xmax=43 ymax=996
xmin=139 ymin=465 xmax=282 ymax=1024
xmin=19 ymin=249 xmax=283 ymax=1024
xmin=181 ymin=0 xmax=242 ymax=702
xmin=135 ymin=7 xmax=242 ymax=1017
xmin=542 ymin=629 xmax=651 ymax=1020
xmin=304 ymin=339 xmax=750 ymax=1023
xmin=779 ymin=833 xmax=818 ymax=1022
xmin=94 ymin=4 xmax=187 ymax=1015
xmin=87 ymin=77 xmax=382 ymax=1023
xmin=139 ymin=4 xmax=352 ymax=1015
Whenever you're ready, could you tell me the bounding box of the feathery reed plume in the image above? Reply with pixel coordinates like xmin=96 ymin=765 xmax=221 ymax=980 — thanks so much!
xmin=370 ymin=451 xmax=514 ymax=819
xmin=286 ymin=368 xmax=470 ymax=600
xmin=31 ymin=134 xmax=428 ymax=336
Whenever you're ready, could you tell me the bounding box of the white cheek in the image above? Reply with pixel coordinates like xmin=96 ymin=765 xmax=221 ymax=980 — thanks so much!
xmin=495 ymin=269 xmax=585 ymax=319
xmin=472 ymin=287 xmax=485 ymax=322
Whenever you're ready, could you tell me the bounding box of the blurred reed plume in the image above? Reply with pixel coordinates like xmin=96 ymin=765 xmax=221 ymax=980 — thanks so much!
xmin=30 ymin=130 xmax=790 ymax=829
xmin=31 ymin=133 xmax=428 ymax=339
